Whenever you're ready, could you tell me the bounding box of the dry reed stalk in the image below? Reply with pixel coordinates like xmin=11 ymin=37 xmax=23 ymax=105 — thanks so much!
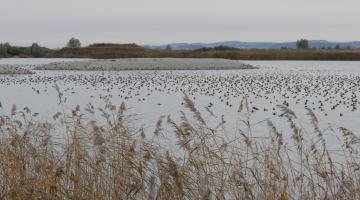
xmin=0 ymin=93 xmax=358 ymax=199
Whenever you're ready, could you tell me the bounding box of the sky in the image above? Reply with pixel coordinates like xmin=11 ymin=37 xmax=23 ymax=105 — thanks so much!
xmin=1 ymin=0 xmax=360 ymax=47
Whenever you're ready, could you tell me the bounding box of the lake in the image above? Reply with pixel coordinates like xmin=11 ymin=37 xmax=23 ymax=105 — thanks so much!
xmin=0 ymin=58 xmax=359 ymax=150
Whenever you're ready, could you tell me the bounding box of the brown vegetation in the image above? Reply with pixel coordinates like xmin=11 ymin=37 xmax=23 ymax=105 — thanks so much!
xmin=49 ymin=44 xmax=360 ymax=60
xmin=0 ymin=88 xmax=359 ymax=199
xmin=2 ymin=42 xmax=360 ymax=60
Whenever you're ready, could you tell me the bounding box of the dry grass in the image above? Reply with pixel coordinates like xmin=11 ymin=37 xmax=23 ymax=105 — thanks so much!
xmin=50 ymin=46 xmax=360 ymax=61
xmin=0 ymin=90 xmax=359 ymax=199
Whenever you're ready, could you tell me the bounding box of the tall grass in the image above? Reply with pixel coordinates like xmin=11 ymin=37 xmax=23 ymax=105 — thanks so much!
xmin=0 ymin=90 xmax=359 ymax=199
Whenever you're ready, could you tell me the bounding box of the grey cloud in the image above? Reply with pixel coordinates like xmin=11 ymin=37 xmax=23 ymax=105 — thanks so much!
xmin=1 ymin=0 xmax=359 ymax=47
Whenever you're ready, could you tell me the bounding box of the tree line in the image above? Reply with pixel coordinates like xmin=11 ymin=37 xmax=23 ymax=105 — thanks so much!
xmin=0 ymin=42 xmax=51 ymax=57
xmin=0 ymin=38 xmax=82 ymax=58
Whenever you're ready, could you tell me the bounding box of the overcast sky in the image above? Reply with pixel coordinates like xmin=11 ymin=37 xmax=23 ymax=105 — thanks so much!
xmin=1 ymin=0 xmax=360 ymax=47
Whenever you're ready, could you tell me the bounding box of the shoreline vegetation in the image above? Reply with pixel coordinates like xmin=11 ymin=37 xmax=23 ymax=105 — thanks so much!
xmin=0 ymin=91 xmax=359 ymax=199
xmin=2 ymin=42 xmax=360 ymax=61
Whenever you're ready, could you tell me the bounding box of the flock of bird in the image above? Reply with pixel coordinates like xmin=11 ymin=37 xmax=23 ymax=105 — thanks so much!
xmin=0 ymin=68 xmax=359 ymax=119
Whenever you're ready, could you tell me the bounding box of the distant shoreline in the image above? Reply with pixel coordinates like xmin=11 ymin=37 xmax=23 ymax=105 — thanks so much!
xmin=41 ymin=48 xmax=360 ymax=61
xmin=3 ymin=45 xmax=360 ymax=61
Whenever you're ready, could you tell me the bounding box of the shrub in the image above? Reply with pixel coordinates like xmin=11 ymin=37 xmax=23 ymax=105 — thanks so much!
xmin=67 ymin=38 xmax=81 ymax=48
xmin=296 ymin=39 xmax=309 ymax=49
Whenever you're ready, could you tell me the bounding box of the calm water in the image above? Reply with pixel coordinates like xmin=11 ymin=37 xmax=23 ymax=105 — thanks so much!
xmin=0 ymin=59 xmax=359 ymax=149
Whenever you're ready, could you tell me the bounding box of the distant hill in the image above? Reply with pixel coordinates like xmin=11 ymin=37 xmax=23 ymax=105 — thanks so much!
xmin=145 ymin=40 xmax=360 ymax=50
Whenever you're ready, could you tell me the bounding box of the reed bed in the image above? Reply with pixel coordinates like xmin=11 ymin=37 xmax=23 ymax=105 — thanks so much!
xmin=0 ymin=89 xmax=359 ymax=199
xmin=48 ymin=44 xmax=360 ymax=61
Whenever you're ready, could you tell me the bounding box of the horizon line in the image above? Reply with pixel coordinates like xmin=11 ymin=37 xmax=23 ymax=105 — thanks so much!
xmin=2 ymin=39 xmax=360 ymax=49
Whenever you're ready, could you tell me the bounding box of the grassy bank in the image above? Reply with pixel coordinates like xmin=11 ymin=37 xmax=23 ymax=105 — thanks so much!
xmin=3 ymin=43 xmax=360 ymax=60
xmin=0 ymin=89 xmax=359 ymax=199
xmin=48 ymin=45 xmax=360 ymax=60
xmin=190 ymin=48 xmax=360 ymax=60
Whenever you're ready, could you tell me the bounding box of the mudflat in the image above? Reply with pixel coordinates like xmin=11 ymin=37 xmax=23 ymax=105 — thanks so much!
xmin=0 ymin=65 xmax=33 ymax=74
xmin=34 ymin=58 xmax=255 ymax=71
